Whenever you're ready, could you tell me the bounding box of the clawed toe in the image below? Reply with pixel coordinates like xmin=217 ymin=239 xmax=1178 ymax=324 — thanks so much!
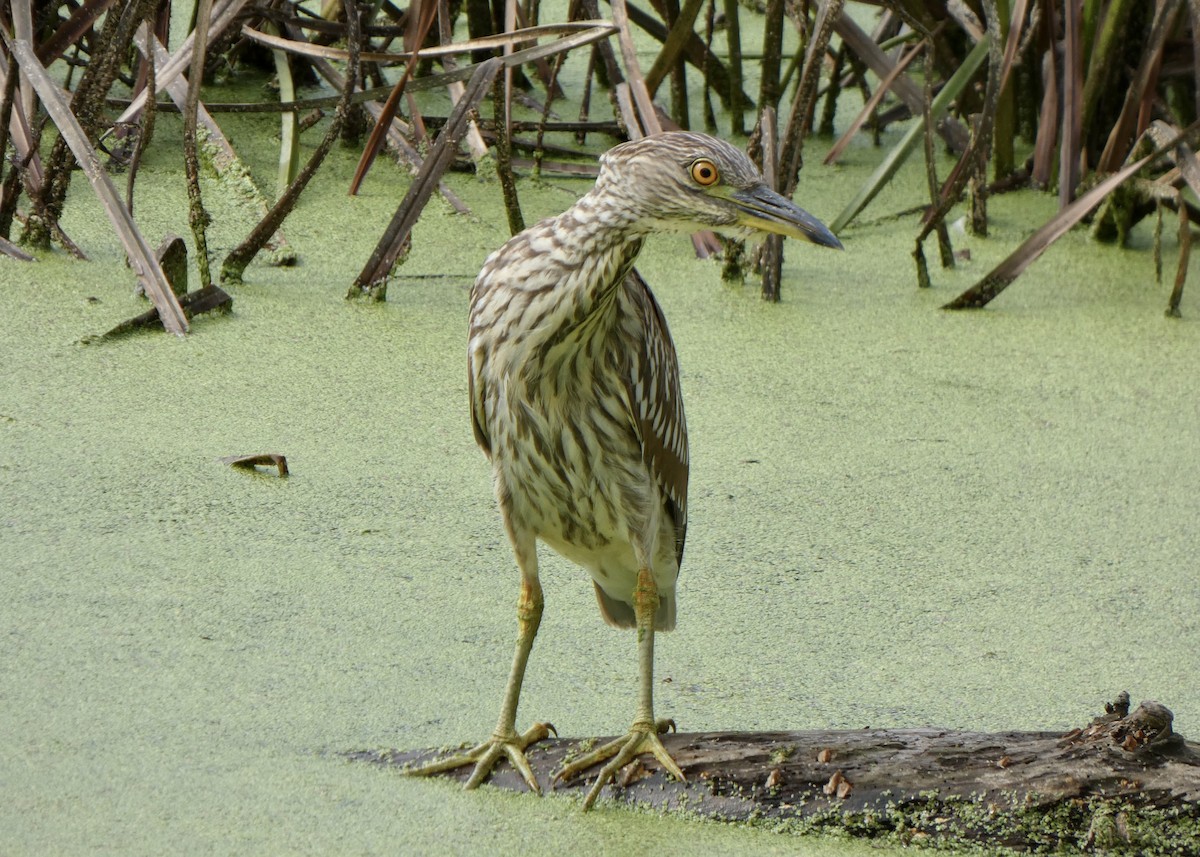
xmin=407 ymin=721 xmax=554 ymax=794
xmin=553 ymin=723 xmax=686 ymax=810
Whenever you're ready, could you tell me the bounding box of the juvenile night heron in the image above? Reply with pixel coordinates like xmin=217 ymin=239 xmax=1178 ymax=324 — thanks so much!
xmin=412 ymin=131 xmax=841 ymax=809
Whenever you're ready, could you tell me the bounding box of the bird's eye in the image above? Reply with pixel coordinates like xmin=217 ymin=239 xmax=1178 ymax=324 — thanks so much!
xmin=689 ymin=159 xmax=720 ymax=187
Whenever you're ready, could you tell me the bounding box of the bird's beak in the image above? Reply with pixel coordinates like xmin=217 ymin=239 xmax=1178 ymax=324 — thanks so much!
xmin=728 ymin=185 xmax=843 ymax=249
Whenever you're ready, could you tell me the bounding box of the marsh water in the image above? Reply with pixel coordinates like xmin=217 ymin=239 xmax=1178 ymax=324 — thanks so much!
xmin=3 ymin=75 xmax=1200 ymax=854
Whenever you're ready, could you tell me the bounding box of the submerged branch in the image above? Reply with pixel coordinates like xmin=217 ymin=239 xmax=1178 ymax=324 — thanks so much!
xmin=2 ymin=33 xmax=187 ymax=334
xmin=221 ymin=0 xmax=363 ymax=283
xmin=946 ymin=121 xmax=1200 ymax=310
xmin=184 ymin=0 xmax=215 ymax=291
xmin=349 ymin=58 xmax=503 ymax=299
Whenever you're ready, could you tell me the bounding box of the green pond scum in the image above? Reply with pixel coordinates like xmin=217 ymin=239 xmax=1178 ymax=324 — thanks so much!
xmin=3 ymin=72 xmax=1200 ymax=854
xmin=757 ymin=795 xmax=1200 ymax=855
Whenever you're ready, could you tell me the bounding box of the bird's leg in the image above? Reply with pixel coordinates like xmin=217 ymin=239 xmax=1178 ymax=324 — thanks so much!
xmin=553 ymin=567 xmax=686 ymax=809
xmin=407 ymin=575 xmax=554 ymax=793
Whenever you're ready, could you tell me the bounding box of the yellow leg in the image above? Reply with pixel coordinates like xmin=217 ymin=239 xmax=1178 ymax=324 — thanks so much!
xmin=408 ymin=578 xmax=553 ymax=793
xmin=553 ymin=568 xmax=685 ymax=809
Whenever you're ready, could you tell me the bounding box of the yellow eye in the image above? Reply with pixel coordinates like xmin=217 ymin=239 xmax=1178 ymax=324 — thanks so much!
xmin=690 ymin=158 xmax=720 ymax=186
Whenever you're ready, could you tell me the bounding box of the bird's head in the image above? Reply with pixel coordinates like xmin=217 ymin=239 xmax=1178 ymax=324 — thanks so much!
xmin=594 ymin=131 xmax=843 ymax=249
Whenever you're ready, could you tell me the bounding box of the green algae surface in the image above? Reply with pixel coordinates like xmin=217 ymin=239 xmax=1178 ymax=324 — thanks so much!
xmin=3 ymin=102 xmax=1200 ymax=855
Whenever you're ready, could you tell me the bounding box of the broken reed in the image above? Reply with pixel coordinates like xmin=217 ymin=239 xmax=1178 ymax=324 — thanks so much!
xmin=2 ymin=0 xmax=1199 ymax=317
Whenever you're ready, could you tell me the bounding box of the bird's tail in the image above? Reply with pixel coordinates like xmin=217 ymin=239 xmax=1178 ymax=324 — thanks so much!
xmin=593 ymin=582 xmax=676 ymax=631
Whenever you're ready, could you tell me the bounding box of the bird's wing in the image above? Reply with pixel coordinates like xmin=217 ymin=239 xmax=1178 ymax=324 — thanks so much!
xmin=625 ymin=268 xmax=689 ymax=567
xmin=468 ymin=276 xmax=493 ymax=458
xmin=468 ymin=355 xmax=490 ymax=457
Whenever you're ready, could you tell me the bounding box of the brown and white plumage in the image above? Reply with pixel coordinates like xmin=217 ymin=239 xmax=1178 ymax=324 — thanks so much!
xmin=469 ymin=225 xmax=687 ymax=630
xmin=418 ymin=131 xmax=841 ymax=808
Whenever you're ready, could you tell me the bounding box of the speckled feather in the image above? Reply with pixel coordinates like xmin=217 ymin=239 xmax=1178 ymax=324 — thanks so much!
xmin=468 ymin=132 xmax=785 ymax=630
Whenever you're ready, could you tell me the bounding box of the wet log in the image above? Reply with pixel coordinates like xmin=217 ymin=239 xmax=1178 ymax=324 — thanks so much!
xmin=354 ymin=695 xmax=1200 ymax=854
xmin=84 ymin=285 xmax=232 ymax=343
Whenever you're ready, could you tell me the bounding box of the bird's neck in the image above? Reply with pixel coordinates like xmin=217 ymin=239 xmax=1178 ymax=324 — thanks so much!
xmin=552 ymin=186 xmax=649 ymax=287
xmin=525 ymin=197 xmax=643 ymax=358
xmin=470 ymin=187 xmax=649 ymax=381
xmin=567 ymin=182 xmax=647 ymax=240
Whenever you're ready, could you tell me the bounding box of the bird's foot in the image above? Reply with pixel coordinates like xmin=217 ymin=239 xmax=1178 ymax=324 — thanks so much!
xmin=406 ymin=722 xmax=555 ymax=794
xmin=553 ymin=718 xmax=685 ymax=810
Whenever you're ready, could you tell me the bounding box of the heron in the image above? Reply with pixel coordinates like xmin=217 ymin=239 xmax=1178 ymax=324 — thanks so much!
xmin=410 ymin=131 xmax=842 ymax=809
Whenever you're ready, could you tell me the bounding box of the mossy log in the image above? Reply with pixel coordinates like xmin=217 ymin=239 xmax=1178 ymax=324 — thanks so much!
xmin=353 ymin=695 xmax=1199 ymax=854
